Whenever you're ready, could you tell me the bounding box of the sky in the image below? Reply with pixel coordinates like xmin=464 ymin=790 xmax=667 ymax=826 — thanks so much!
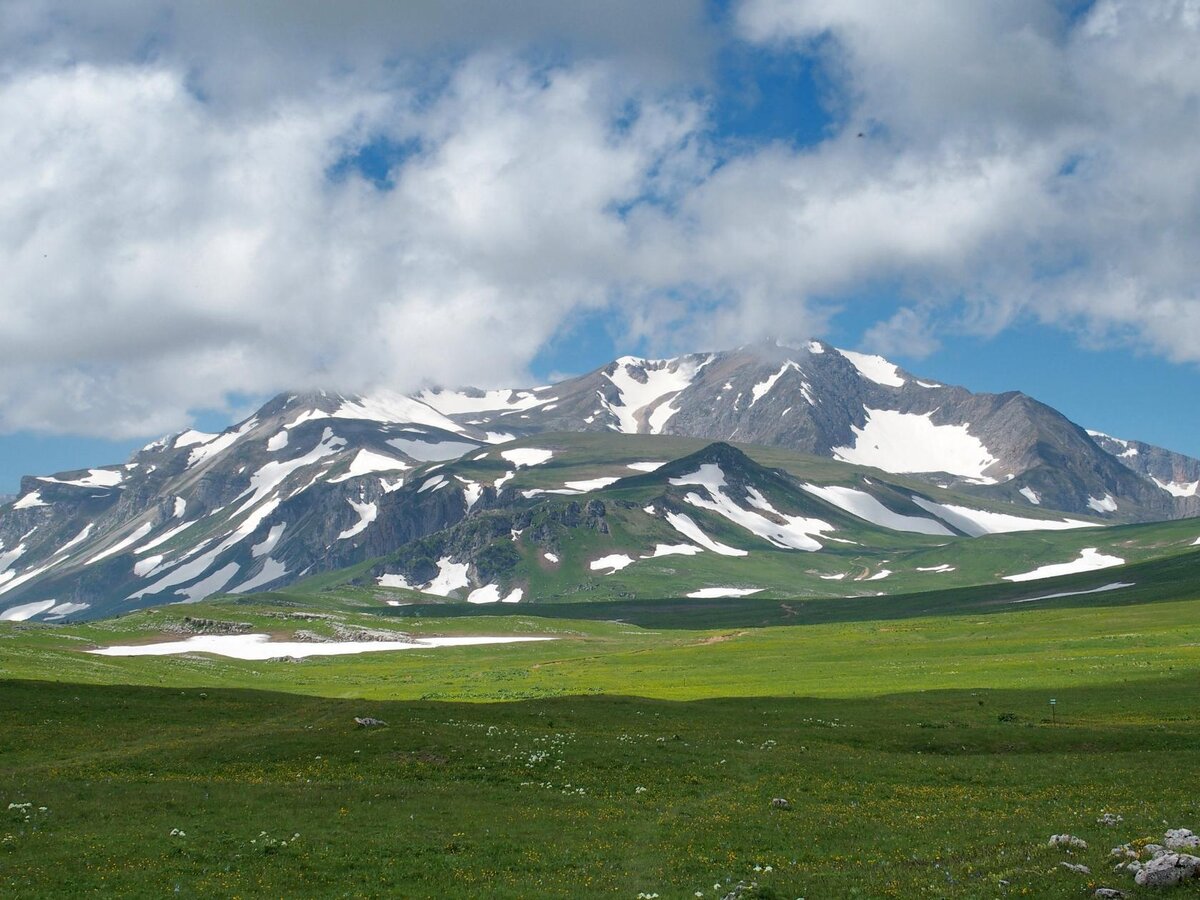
xmin=2 ymin=0 xmax=1199 ymax=493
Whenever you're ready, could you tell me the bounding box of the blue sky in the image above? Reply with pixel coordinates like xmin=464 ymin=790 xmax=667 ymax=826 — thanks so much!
xmin=1 ymin=0 xmax=1198 ymax=493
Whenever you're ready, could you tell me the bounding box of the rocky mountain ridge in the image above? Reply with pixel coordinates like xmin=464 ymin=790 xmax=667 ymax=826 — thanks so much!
xmin=1 ymin=340 xmax=1197 ymax=621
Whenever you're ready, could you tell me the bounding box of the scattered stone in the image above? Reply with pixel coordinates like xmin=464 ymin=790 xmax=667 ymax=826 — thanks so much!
xmin=1060 ymin=862 xmax=1091 ymax=874
xmin=330 ymin=623 xmax=415 ymax=643
xmin=1049 ymin=834 xmax=1089 ymax=850
xmin=1145 ymin=843 xmax=1166 ymax=858
xmin=720 ymin=882 xmax=756 ymax=900
xmin=1110 ymin=843 xmax=1139 ymax=860
xmin=354 ymin=717 xmax=388 ymax=728
xmin=1093 ymin=889 xmax=1128 ymax=899
xmin=1133 ymin=852 xmax=1200 ymax=887
xmin=1165 ymin=828 xmax=1200 ymax=851
xmin=163 ymin=617 xmax=252 ymax=636
xmin=769 ymin=797 xmax=791 ymax=810
xmin=1097 ymin=813 xmax=1124 ymax=827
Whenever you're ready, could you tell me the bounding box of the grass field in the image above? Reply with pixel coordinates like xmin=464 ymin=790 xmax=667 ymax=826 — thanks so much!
xmin=2 ymin=550 xmax=1199 ymax=896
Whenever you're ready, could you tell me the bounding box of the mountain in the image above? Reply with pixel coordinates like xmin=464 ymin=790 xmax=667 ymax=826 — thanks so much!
xmin=2 ymin=341 xmax=1198 ymax=621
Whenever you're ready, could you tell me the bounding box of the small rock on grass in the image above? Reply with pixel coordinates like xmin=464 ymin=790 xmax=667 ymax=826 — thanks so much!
xmin=1060 ymin=862 xmax=1091 ymax=874
xmin=1093 ymin=889 xmax=1127 ymax=899
xmin=770 ymin=797 xmax=791 ymax=810
xmin=1049 ymin=834 xmax=1088 ymax=850
xmin=354 ymin=717 xmax=388 ymax=728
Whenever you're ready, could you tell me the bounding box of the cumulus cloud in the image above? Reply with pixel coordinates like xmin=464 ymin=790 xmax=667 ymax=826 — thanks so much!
xmin=0 ymin=0 xmax=1198 ymax=437
xmin=735 ymin=0 xmax=1200 ymax=359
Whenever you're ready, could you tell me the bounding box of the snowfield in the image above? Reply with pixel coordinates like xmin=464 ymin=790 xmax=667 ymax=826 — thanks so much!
xmin=670 ymin=465 xmax=834 ymax=551
xmin=686 ymin=587 xmax=763 ymax=598
xmin=601 ymin=355 xmax=710 ymax=434
xmin=1003 ymin=548 xmax=1125 ymax=582
xmin=500 ymin=448 xmax=554 ymax=468
xmin=801 ymin=483 xmax=952 ymax=536
xmin=589 ymin=554 xmax=635 ymax=573
xmin=910 ymin=497 xmax=1096 ymax=536
xmin=664 ymin=511 xmax=748 ymax=556
xmin=837 ymin=349 xmax=906 ymax=387
xmin=833 ymin=409 xmax=999 ymax=482
xmin=88 ymin=633 xmax=555 ymax=660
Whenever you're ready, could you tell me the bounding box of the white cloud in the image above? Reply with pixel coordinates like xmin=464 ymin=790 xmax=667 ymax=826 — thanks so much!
xmin=734 ymin=0 xmax=1200 ymax=360
xmin=0 ymin=1 xmax=1198 ymax=437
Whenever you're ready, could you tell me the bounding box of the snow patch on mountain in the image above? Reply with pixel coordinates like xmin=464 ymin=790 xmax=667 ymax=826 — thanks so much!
xmin=12 ymin=492 xmax=47 ymax=509
xmin=333 ymin=391 xmax=464 ymax=434
xmin=670 ymin=465 xmax=834 ymax=551
xmin=417 ymin=387 xmax=555 ymax=416
xmin=590 ymin=554 xmax=635 ymax=573
xmin=386 ymin=437 xmax=479 ymax=462
xmin=133 ymin=520 xmax=194 ymax=555
xmin=500 ymin=448 xmax=553 ymax=468
xmin=687 ymin=587 xmax=762 ymax=598
xmin=801 ymin=483 xmax=953 ymax=536
xmin=424 ymin=558 xmax=470 ymax=597
xmin=627 ymin=461 xmax=666 ymax=472
xmin=910 ymin=497 xmax=1095 ymax=536
xmin=834 ymin=409 xmax=999 ymax=482
xmin=231 ymin=558 xmax=287 ymax=594
xmin=377 ymin=573 xmax=412 ymax=589
xmin=916 ymin=564 xmax=955 ymax=573
xmin=331 ymin=449 xmax=411 ymax=482
xmin=38 ymin=468 xmax=123 ymax=488
xmin=44 ymin=601 xmax=90 ymax=618
xmin=750 ymin=362 xmax=803 ymax=407
xmin=187 ymin=419 xmax=258 ymax=468
xmin=232 ymin=427 xmax=346 ymax=516
xmin=266 ymin=430 xmax=289 ymax=452
xmin=337 ymin=500 xmax=377 ymax=540
xmin=601 ymin=356 xmax=709 ymax=434
xmin=251 ymin=523 xmax=285 ymax=558
xmin=86 ymin=522 xmax=154 ymax=565
xmin=837 ymin=349 xmax=906 ymax=387
xmin=644 ymin=543 xmax=703 ymax=559
xmin=0 ymin=599 xmax=57 ymax=621
xmin=467 ymin=584 xmax=524 ymax=604
xmin=57 ymin=524 xmax=95 ymax=555
xmin=1019 ymin=486 xmax=1041 ymax=505
xmin=133 ymin=555 xmax=164 ymax=577
xmin=1087 ymin=493 xmax=1119 ymax=513
xmin=664 ymin=511 xmax=748 ymax=556
xmin=1003 ymin=547 xmax=1125 ymax=582
xmin=418 ymin=474 xmax=446 ymax=493
xmin=175 ymin=561 xmax=241 ymax=602
xmin=174 ymin=430 xmax=216 ymax=449
xmin=1152 ymin=477 xmax=1199 ymax=498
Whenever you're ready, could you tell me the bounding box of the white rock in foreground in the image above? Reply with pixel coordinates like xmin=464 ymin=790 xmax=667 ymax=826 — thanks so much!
xmin=1134 ymin=852 xmax=1200 ymax=887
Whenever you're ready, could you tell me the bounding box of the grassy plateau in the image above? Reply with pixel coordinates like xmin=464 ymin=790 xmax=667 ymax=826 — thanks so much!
xmin=2 ymin=548 xmax=1199 ymax=896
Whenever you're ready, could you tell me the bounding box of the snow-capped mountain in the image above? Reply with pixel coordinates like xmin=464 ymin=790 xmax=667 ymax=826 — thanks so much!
xmin=416 ymin=340 xmax=1194 ymax=521
xmin=1 ymin=340 xmax=1196 ymax=620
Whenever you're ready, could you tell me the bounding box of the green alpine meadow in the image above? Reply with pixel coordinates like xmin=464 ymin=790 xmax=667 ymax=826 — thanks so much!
xmin=4 ymin=3 xmax=1200 ymax=897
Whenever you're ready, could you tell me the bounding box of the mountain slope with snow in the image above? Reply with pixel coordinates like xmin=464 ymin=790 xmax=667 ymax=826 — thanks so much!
xmin=1 ymin=341 xmax=1197 ymax=620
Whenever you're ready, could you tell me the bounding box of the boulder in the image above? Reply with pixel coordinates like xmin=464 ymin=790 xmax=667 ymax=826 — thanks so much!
xmin=1165 ymin=828 xmax=1199 ymax=851
xmin=769 ymin=797 xmax=791 ymax=810
xmin=1134 ymin=853 xmax=1200 ymax=888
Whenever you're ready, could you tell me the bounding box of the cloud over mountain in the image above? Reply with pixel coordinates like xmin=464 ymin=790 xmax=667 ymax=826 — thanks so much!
xmin=1 ymin=1 xmax=1197 ymax=436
